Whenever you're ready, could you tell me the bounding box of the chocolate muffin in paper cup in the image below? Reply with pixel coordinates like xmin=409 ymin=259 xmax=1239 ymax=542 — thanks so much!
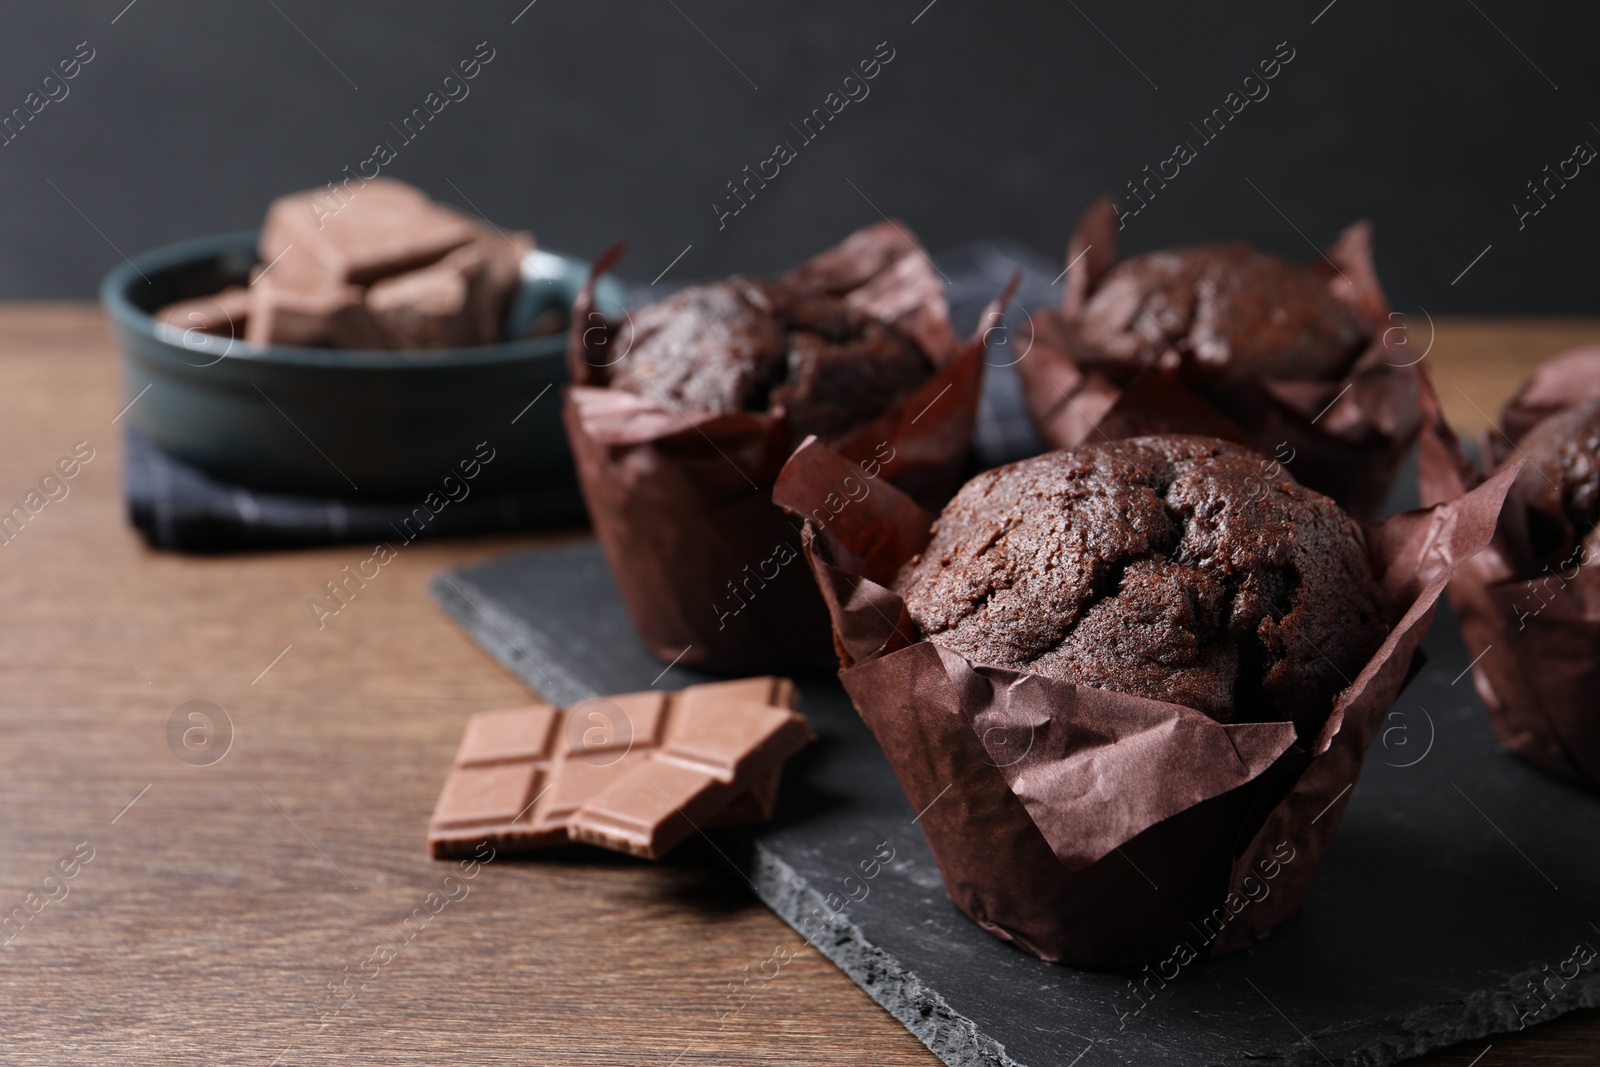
xmin=563 ymin=224 xmax=1013 ymax=673
xmin=1015 ymin=197 xmax=1423 ymax=519
xmin=774 ymin=432 xmax=1515 ymax=967
xmin=1418 ymin=352 xmax=1600 ymax=789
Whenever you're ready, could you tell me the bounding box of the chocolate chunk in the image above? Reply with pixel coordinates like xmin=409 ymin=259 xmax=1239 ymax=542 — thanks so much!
xmin=457 ymin=704 xmax=560 ymax=764
xmin=365 ymin=247 xmax=481 ymax=350
xmin=244 ymin=272 xmax=384 ymax=349
xmin=320 ymin=223 xmax=528 ymax=349
xmin=259 ymin=177 xmax=478 ymax=287
xmin=466 ymin=227 xmax=531 ymax=344
xmin=567 ymin=684 xmax=813 ymax=858
xmin=428 ymin=677 xmax=810 ymax=859
xmin=433 ymin=762 xmax=544 ymax=829
xmin=421 ymin=228 xmax=531 ymax=347
xmin=167 ymin=179 xmax=532 ymax=352
xmin=704 ymin=765 xmax=781 ymax=826
xmin=155 ymin=286 xmax=250 ymax=339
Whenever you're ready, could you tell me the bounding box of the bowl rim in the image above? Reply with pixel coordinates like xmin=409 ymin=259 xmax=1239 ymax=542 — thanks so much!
xmin=100 ymin=229 xmax=615 ymax=370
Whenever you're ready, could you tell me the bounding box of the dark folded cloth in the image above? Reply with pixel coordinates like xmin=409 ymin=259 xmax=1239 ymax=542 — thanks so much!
xmin=126 ymin=243 xmax=1059 ymax=553
xmin=124 ymin=427 xmax=587 ymax=551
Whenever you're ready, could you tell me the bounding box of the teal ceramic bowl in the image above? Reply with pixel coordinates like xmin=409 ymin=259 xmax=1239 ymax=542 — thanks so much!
xmin=102 ymin=232 xmax=624 ymax=498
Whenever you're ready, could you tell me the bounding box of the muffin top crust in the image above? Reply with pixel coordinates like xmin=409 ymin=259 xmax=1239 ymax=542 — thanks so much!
xmin=1077 ymin=244 xmax=1371 ymax=380
xmin=893 ymin=435 xmax=1387 ymax=735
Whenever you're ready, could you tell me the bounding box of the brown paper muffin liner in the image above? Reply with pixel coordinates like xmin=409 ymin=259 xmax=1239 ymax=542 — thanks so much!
xmin=774 ymin=435 xmax=1517 ymax=967
xmin=563 ymin=226 xmax=1013 ymax=673
xmin=1417 ymin=354 xmax=1600 ymax=789
xmin=1015 ymin=197 xmax=1423 ymax=519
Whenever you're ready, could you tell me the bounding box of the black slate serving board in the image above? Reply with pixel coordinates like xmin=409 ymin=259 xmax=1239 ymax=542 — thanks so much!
xmin=430 ymin=531 xmax=1600 ymax=1067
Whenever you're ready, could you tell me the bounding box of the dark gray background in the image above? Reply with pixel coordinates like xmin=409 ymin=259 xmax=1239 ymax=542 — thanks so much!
xmin=2 ymin=1 xmax=1596 ymax=311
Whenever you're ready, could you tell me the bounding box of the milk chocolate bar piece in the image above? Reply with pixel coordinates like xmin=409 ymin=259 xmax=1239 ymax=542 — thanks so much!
xmin=245 ymin=272 xmax=385 ymax=349
xmin=259 ymin=177 xmax=478 ymax=288
xmin=563 ymin=759 xmax=721 ymax=859
xmin=428 ymin=696 xmax=660 ymax=858
xmin=566 ymin=693 xmax=811 ymax=859
xmin=428 ymin=677 xmax=807 ymax=860
xmin=156 ymin=286 xmax=250 ymax=338
xmin=669 ymin=680 xmax=792 ymax=828
xmin=705 ymin=765 xmax=782 ymax=827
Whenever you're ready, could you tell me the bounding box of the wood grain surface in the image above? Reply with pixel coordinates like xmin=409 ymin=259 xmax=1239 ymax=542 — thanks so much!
xmin=0 ymin=306 xmax=1594 ymax=1066
xmin=1422 ymin=317 xmax=1600 ymax=434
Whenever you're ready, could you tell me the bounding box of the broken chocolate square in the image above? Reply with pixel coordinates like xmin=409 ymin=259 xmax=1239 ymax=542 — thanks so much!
xmin=428 ymin=677 xmax=810 ymax=860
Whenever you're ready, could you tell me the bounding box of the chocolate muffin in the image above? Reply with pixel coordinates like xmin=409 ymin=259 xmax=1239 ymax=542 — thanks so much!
xmin=1501 ymin=398 xmax=1600 ymax=556
xmin=893 ymin=435 xmax=1387 ymax=735
xmin=607 ymin=279 xmax=932 ymax=443
xmin=1077 ymin=244 xmax=1371 ymax=381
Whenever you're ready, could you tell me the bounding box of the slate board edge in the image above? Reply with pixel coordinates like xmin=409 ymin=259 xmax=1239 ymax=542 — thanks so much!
xmin=1320 ymin=970 xmax=1600 ymax=1067
xmin=744 ymin=844 xmax=1022 ymax=1067
xmin=428 ymin=566 xmax=1600 ymax=1067
xmin=431 ymin=569 xmax=598 ymax=707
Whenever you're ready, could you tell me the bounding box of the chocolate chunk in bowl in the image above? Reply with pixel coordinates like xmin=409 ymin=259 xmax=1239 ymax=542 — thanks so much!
xmin=164 ymin=178 xmax=535 ymax=353
xmin=775 ymin=432 xmax=1515 ymax=967
xmin=109 ymin=182 xmax=618 ymax=499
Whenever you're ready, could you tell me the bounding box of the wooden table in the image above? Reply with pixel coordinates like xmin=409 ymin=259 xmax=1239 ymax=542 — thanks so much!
xmin=1 ymin=306 xmax=1594 ymax=1065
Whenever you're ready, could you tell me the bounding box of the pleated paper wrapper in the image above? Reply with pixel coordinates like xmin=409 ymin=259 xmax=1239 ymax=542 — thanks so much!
xmin=1014 ymin=197 xmax=1423 ymax=519
xmin=1417 ymin=351 xmax=1600 ymax=789
xmin=563 ymin=224 xmax=1011 ymax=673
xmin=774 ymin=435 xmax=1516 ymax=967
